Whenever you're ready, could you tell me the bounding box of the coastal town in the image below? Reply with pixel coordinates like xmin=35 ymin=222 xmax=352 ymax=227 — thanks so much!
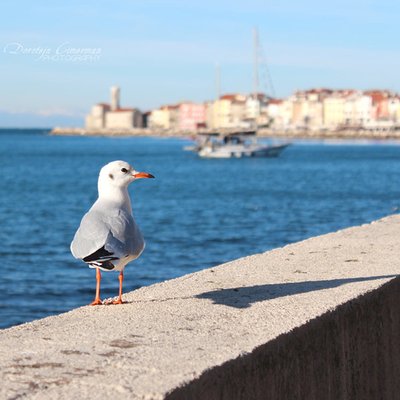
xmin=52 ymin=86 xmax=400 ymax=139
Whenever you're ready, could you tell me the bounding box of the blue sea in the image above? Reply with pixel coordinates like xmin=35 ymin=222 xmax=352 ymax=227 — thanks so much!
xmin=0 ymin=129 xmax=399 ymax=329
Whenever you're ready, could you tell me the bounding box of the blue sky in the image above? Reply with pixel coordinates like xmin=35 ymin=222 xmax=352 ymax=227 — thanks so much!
xmin=1 ymin=0 xmax=399 ymax=127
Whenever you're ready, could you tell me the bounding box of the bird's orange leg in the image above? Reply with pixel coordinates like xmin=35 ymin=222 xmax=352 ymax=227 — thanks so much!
xmin=113 ymin=271 xmax=124 ymax=305
xmin=90 ymin=267 xmax=103 ymax=305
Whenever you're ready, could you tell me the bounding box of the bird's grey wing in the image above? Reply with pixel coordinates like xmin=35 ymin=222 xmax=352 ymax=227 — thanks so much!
xmin=70 ymin=209 xmax=111 ymax=260
xmin=71 ymin=208 xmax=143 ymax=263
xmin=103 ymin=209 xmax=145 ymax=258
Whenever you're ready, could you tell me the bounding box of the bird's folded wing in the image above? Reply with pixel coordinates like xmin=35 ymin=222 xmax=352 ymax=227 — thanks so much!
xmin=70 ymin=208 xmax=134 ymax=261
xmin=71 ymin=210 xmax=109 ymax=259
xmin=102 ymin=210 xmax=144 ymax=257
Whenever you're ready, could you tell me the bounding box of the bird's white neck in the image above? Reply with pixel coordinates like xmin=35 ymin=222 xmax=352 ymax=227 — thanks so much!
xmin=98 ymin=183 xmax=132 ymax=213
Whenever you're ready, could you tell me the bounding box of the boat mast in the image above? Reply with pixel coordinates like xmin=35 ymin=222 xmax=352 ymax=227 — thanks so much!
xmin=253 ymin=27 xmax=259 ymax=102
xmin=253 ymin=27 xmax=260 ymax=130
xmin=215 ymin=62 xmax=221 ymax=100
xmin=215 ymin=62 xmax=221 ymax=129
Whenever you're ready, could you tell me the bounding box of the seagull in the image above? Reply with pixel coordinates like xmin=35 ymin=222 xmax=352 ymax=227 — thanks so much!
xmin=70 ymin=160 xmax=154 ymax=305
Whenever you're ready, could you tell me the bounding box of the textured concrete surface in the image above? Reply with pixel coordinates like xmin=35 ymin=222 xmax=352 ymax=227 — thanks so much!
xmin=1 ymin=215 xmax=399 ymax=399
xmin=167 ymin=273 xmax=400 ymax=400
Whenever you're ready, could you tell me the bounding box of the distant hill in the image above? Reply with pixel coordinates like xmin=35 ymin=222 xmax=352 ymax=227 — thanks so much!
xmin=0 ymin=111 xmax=83 ymax=129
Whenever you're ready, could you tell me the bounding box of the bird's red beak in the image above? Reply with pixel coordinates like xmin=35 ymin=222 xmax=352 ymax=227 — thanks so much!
xmin=133 ymin=171 xmax=155 ymax=179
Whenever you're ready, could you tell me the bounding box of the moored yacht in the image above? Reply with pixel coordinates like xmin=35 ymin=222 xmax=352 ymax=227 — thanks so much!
xmin=189 ymin=131 xmax=289 ymax=158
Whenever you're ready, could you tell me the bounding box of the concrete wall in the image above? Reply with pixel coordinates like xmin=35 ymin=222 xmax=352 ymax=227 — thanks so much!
xmin=1 ymin=215 xmax=399 ymax=399
xmin=166 ymin=276 xmax=400 ymax=400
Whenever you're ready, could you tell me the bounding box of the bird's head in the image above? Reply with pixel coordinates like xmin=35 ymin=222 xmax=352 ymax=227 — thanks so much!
xmin=99 ymin=160 xmax=154 ymax=190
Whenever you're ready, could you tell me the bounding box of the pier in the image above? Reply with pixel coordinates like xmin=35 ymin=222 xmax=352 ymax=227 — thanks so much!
xmin=1 ymin=215 xmax=400 ymax=399
xmin=50 ymin=126 xmax=400 ymax=140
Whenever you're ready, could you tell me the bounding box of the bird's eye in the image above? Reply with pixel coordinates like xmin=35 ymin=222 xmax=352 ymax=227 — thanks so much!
xmin=121 ymin=168 xmax=128 ymax=173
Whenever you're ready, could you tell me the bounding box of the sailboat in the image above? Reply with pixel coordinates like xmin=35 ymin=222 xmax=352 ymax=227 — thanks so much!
xmin=188 ymin=28 xmax=290 ymax=158
xmin=196 ymin=131 xmax=289 ymax=158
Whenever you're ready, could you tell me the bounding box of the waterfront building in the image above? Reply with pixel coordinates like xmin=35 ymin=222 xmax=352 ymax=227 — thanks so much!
xmin=366 ymin=90 xmax=393 ymax=121
xmin=245 ymin=94 xmax=270 ymax=127
xmin=148 ymin=104 xmax=179 ymax=130
xmin=85 ymin=86 xmax=400 ymax=133
xmin=85 ymin=86 xmax=143 ymax=129
xmin=279 ymin=99 xmax=295 ymax=129
xmin=265 ymin=98 xmax=294 ymax=129
xmin=177 ymin=102 xmax=207 ymax=131
xmin=205 ymin=97 xmax=222 ymax=129
xmin=265 ymin=99 xmax=283 ymax=127
xmin=205 ymin=101 xmax=215 ymax=129
xmin=289 ymin=89 xmax=331 ymax=130
xmin=264 ymin=88 xmax=399 ymax=131
xmin=212 ymin=94 xmax=239 ymax=128
xmin=148 ymin=108 xmax=168 ymax=130
xmin=104 ymin=108 xmax=143 ymax=129
xmin=388 ymin=96 xmax=400 ymax=122
xmin=85 ymin=103 xmax=110 ymax=129
xmin=206 ymin=94 xmax=251 ymax=129
xmin=245 ymin=96 xmax=261 ymax=121
xmin=230 ymin=95 xmax=248 ymax=127
xmin=323 ymin=91 xmax=349 ymax=128
xmin=343 ymin=91 xmax=373 ymax=127
xmin=361 ymin=90 xmax=400 ymax=130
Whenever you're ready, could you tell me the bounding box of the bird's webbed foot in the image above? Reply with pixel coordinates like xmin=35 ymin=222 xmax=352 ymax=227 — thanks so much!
xmin=90 ymin=298 xmax=103 ymax=306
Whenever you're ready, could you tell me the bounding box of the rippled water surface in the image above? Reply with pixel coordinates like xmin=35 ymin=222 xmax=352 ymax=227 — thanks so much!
xmin=1 ymin=129 xmax=399 ymax=328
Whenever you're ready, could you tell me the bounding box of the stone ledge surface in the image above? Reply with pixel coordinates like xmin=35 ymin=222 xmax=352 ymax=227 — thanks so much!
xmin=1 ymin=215 xmax=400 ymax=399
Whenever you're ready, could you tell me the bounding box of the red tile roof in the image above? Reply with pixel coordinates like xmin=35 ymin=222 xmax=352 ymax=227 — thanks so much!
xmin=364 ymin=90 xmax=391 ymax=104
xmin=220 ymin=94 xmax=239 ymax=100
xmin=112 ymin=108 xmax=136 ymax=112
xmin=159 ymin=104 xmax=179 ymax=110
xmin=306 ymin=88 xmax=333 ymax=94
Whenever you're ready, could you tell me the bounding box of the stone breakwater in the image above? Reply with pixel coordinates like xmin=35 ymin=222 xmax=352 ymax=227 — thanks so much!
xmin=51 ymin=126 xmax=400 ymax=140
xmin=1 ymin=215 xmax=400 ymax=399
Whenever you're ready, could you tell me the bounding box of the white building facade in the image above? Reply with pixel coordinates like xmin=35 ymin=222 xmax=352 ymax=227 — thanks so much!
xmin=85 ymin=86 xmax=142 ymax=129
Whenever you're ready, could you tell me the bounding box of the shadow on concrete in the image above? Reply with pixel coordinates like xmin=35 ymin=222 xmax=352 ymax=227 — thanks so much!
xmin=168 ymin=277 xmax=400 ymax=400
xmin=195 ymin=275 xmax=398 ymax=308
